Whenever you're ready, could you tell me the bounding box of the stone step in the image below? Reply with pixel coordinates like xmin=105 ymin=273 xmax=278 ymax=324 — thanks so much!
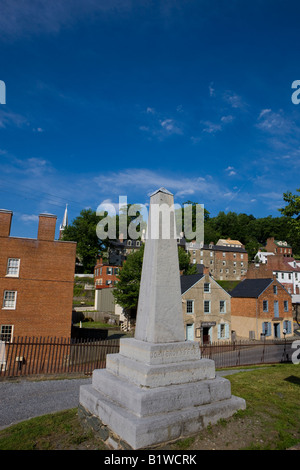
xmin=92 ymin=368 xmax=232 ymax=417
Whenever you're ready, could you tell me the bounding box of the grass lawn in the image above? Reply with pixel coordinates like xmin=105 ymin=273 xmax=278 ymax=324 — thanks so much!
xmin=0 ymin=364 xmax=299 ymax=450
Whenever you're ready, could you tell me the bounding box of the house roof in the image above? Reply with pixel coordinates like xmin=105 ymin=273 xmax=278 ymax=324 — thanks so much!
xmin=230 ymin=278 xmax=274 ymax=298
xmin=180 ymin=273 xmax=204 ymax=294
xmin=186 ymin=242 xmax=247 ymax=253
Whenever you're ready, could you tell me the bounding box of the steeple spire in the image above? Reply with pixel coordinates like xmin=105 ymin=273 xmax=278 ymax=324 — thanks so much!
xmin=59 ymin=204 xmax=68 ymax=239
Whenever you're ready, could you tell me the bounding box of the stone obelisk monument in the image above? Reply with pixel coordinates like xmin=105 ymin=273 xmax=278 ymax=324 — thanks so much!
xmin=79 ymin=188 xmax=245 ymax=449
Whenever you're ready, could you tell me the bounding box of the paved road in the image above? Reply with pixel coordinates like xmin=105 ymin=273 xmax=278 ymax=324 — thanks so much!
xmin=0 ymin=377 xmax=92 ymax=430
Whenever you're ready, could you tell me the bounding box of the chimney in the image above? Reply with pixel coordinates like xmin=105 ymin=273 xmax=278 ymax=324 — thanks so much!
xmin=38 ymin=213 xmax=57 ymax=241
xmin=0 ymin=209 xmax=13 ymax=237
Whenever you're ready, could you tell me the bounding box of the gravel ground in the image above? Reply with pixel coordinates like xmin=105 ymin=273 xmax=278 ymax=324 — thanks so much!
xmin=0 ymin=369 xmax=257 ymax=431
xmin=0 ymin=377 xmax=92 ymax=430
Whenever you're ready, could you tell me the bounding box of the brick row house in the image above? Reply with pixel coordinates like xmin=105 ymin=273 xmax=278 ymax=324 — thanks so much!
xmin=186 ymin=238 xmax=248 ymax=281
xmin=180 ymin=271 xmax=293 ymax=343
xmin=0 ymin=210 xmax=76 ymax=346
xmin=230 ymin=278 xmax=293 ymax=340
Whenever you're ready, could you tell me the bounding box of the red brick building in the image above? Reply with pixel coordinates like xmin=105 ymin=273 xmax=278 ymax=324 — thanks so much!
xmin=230 ymin=278 xmax=293 ymax=340
xmin=94 ymin=258 xmax=121 ymax=289
xmin=0 ymin=210 xmax=76 ymax=342
xmin=265 ymin=237 xmax=293 ymax=257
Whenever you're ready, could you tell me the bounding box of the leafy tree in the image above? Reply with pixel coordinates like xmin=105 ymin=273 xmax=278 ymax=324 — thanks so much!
xmin=113 ymin=245 xmax=197 ymax=314
xmin=62 ymin=209 xmax=106 ymax=273
xmin=279 ymin=188 xmax=300 ymax=256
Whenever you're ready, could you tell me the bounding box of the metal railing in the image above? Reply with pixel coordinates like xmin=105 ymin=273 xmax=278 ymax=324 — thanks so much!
xmin=0 ymin=337 xmax=120 ymax=377
xmin=0 ymin=337 xmax=294 ymax=378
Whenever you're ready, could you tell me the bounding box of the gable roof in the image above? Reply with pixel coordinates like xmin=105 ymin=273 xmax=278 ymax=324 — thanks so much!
xmin=230 ymin=278 xmax=274 ymax=298
xmin=180 ymin=273 xmax=204 ymax=294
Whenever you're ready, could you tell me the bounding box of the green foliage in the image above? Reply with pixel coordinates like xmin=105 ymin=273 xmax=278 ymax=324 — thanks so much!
xmin=113 ymin=245 xmax=197 ymax=311
xmin=62 ymin=208 xmax=104 ymax=273
xmin=112 ymin=244 xmax=144 ymax=312
xmin=278 ymin=188 xmax=300 ymax=255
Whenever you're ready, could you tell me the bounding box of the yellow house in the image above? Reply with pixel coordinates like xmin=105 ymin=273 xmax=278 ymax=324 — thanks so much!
xmin=181 ymin=272 xmax=232 ymax=344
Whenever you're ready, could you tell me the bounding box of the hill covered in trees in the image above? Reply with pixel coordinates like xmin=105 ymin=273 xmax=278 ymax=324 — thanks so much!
xmin=203 ymin=211 xmax=295 ymax=260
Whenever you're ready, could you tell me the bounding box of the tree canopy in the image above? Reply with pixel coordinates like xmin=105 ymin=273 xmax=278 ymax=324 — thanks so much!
xmin=113 ymin=245 xmax=197 ymax=314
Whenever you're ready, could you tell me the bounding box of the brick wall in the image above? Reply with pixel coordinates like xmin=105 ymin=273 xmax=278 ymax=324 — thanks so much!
xmin=231 ymin=280 xmax=293 ymax=339
xmin=0 ymin=213 xmax=76 ymax=340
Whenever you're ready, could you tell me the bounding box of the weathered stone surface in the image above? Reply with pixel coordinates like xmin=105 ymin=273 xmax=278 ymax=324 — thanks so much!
xmin=119 ymin=337 xmax=201 ymax=365
xmin=79 ymin=187 xmax=246 ymax=450
xmin=106 ymin=353 xmax=215 ymax=388
xmin=134 ymin=188 xmax=185 ymax=343
xmin=79 ymin=384 xmax=246 ymax=449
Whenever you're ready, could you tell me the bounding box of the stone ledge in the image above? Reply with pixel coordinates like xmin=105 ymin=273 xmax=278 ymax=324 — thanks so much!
xmin=91 ymin=369 xmax=232 ymax=417
xmin=106 ymin=354 xmax=215 ymax=388
xmin=79 ymin=385 xmax=246 ymax=449
xmin=119 ymin=338 xmax=201 ymax=365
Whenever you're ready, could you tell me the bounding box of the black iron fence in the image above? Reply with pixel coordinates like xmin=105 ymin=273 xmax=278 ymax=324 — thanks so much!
xmin=0 ymin=337 xmax=120 ymax=377
xmin=0 ymin=336 xmax=295 ymax=378
xmin=200 ymin=338 xmax=294 ymax=369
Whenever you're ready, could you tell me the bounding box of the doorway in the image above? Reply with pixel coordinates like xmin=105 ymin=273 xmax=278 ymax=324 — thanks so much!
xmin=202 ymin=327 xmax=211 ymax=345
xmin=186 ymin=324 xmax=194 ymax=341
xmin=273 ymin=322 xmax=280 ymax=338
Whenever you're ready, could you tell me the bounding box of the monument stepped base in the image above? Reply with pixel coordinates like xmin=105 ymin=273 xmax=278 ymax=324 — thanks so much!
xmin=79 ymin=339 xmax=246 ymax=450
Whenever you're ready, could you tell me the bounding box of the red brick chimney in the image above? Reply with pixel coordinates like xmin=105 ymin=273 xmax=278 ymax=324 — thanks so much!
xmin=0 ymin=209 xmax=13 ymax=237
xmin=37 ymin=213 xmax=57 ymax=241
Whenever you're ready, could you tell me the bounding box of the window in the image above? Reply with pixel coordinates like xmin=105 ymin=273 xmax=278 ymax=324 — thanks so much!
xmin=222 ymin=252 xmax=226 ymax=258
xmin=241 ymin=262 xmax=244 ymax=267
xmin=263 ymin=300 xmax=269 ymax=312
xmin=284 ymin=300 xmax=289 ymax=312
xmin=0 ymin=325 xmax=13 ymax=342
xmin=186 ymin=300 xmax=194 ymax=314
xmin=2 ymin=291 xmax=17 ymax=309
xmin=136 ymin=241 xmax=140 ymax=247
xmin=241 ymin=254 xmax=244 ymax=259
xmin=6 ymin=258 xmax=20 ymax=277
xmin=283 ymin=320 xmax=292 ymax=334
xmin=220 ymin=300 xmax=226 ymax=313
xmin=204 ymin=300 xmax=210 ymax=313
xmin=273 ymin=285 xmax=278 ymax=295
xmin=222 ymin=260 xmax=226 ymax=266
xmin=233 ymin=253 xmax=236 ymax=259
xmin=210 ymin=251 xmax=213 ymax=257
xmin=106 ymin=267 xmax=112 ymax=275
xmin=218 ymin=323 xmax=229 ymax=339
xmin=274 ymin=300 xmax=279 ymax=317
xmin=262 ymin=322 xmax=271 ymax=337
xmin=204 ymin=283 xmax=210 ymax=293
xmin=281 ymin=273 xmax=284 ymax=279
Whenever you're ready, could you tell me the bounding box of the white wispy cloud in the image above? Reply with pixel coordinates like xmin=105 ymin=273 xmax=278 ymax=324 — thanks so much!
xmin=256 ymin=108 xmax=299 ymax=136
xmin=139 ymin=107 xmax=184 ymax=139
xmin=223 ymin=91 xmax=245 ymax=109
xmin=0 ymin=109 xmax=28 ymax=128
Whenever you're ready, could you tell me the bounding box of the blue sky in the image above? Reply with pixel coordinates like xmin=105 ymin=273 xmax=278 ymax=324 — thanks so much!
xmin=0 ymin=0 xmax=300 ymax=238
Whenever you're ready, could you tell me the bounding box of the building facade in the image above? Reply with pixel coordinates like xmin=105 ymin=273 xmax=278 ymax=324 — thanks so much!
xmin=181 ymin=272 xmax=232 ymax=344
xmin=265 ymin=237 xmax=293 ymax=257
xmin=94 ymin=258 xmax=120 ymax=288
xmin=0 ymin=210 xmax=76 ymax=342
xmin=186 ymin=240 xmax=248 ymax=281
xmin=230 ymin=278 xmax=293 ymax=340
